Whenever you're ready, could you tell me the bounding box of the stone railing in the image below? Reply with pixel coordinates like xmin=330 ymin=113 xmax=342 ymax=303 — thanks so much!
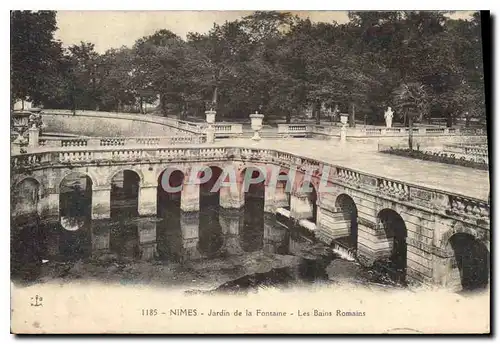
xmin=41 ymin=109 xmax=204 ymax=135
xmin=39 ymin=135 xmax=206 ymax=149
xmin=276 ymin=124 xmax=487 ymax=138
xmin=214 ymin=123 xmax=244 ymax=137
xmin=41 ymin=109 xmax=243 ymax=138
xmin=11 ymin=145 xmax=489 ymax=227
xmin=277 ymin=124 xmax=312 ymax=137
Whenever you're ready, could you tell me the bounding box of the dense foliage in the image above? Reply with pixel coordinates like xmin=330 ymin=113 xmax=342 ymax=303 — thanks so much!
xmin=11 ymin=11 xmax=486 ymax=125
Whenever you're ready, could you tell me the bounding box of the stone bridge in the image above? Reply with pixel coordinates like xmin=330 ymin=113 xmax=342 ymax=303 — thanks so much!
xmin=11 ymin=140 xmax=490 ymax=290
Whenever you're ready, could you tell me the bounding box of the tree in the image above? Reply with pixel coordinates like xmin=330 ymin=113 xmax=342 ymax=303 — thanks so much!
xmin=10 ymin=10 xmax=63 ymax=108
xmin=393 ymin=82 xmax=430 ymax=150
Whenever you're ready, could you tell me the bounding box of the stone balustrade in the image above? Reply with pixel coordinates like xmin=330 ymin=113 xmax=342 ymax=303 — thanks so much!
xmin=277 ymin=124 xmax=312 ymax=137
xmin=41 ymin=109 xmax=243 ymax=138
xmin=39 ymin=135 xmax=206 ymax=149
xmin=11 ymin=145 xmax=489 ymax=226
xmin=214 ymin=123 xmax=244 ymax=137
xmin=273 ymin=124 xmax=487 ymax=138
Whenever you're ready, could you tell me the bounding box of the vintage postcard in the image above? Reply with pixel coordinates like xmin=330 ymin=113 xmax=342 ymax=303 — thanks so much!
xmin=10 ymin=10 xmax=490 ymax=334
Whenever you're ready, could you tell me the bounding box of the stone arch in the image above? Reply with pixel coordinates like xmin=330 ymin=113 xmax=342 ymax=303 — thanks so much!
xmin=335 ymin=193 xmax=358 ymax=249
xmin=59 ymin=172 xmax=94 ymax=231
xmin=376 ymin=208 xmax=408 ymax=283
xmin=297 ymin=176 xmax=321 ymax=204
xmin=444 ymin=231 xmax=490 ymax=291
xmin=108 ymin=166 xmax=145 ymax=187
xmin=58 ymin=170 xmax=98 ymax=193
xmin=12 ymin=177 xmax=42 ymax=217
xmin=110 ymin=169 xmax=141 ymax=218
xmin=155 ymin=164 xmax=189 ymax=184
xmin=439 ymin=222 xmax=484 ymax=253
xmin=157 ymin=168 xmax=185 ymax=218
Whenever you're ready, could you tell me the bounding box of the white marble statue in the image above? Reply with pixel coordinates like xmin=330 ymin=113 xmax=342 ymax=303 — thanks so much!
xmin=384 ymin=107 xmax=394 ymax=128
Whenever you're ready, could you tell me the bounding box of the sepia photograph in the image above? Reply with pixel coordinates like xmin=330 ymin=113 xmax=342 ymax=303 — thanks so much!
xmin=9 ymin=9 xmax=491 ymax=334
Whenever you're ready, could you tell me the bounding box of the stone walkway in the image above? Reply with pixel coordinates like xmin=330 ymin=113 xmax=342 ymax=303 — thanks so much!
xmin=211 ymin=139 xmax=490 ymax=201
xmin=24 ymin=138 xmax=490 ymax=201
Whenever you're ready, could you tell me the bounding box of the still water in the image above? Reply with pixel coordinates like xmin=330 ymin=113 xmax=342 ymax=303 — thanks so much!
xmin=11 ymin=174 xmax=406 ymax=292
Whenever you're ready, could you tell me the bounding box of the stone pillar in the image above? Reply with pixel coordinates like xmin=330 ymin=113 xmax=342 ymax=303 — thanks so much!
xmin=28 ymin=126 xmax=40 ymax=148
xmin=92 ymin=186 xmax=111 ymax=220
xmin=138 ymin=185 xmax=157 ymax=216
xmin=137 ymin=218 xmax=157 ymax=260
xmin=219 ymin=208 xmax=244 ymax=255
xmin=264 ymin=184 xmax=276 ymax=213
xmin=40 ymin=188 xmax=59 ymax=223
xmin=431 ymin=251 xmax=462 ymax=291
xmin=220 ymin=184 xmax=244 ymax=209
xmin=290 ymin=193 xmax=313 ymax=221
xmin=181 ymin=181 xmax=200 ymax=212
xmin=315 ymin=207 xmax=350 ymax=245
xmin=356 ymin=219 xmax=392 ymax=267
xmin=180 ymin=211 xmax=201 ymax=260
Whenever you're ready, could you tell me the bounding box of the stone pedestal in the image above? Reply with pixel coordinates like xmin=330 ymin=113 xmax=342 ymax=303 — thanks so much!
xmin=249 ymin=113 xmax=264 ymax=141
xmin=181 ymin=182 xmax=200 ymax=212
xmin=340 ymin=114 xmax=348 ymax=143
xmin=205 ymin=110 xmax=216 ymax=144
xmin=138 ymin=185 xmax=157 ymax=216
xmin=92 ymin=187 xmax=111 ymax=220
xmin=28 ymin=126 xmax=40 ymax=148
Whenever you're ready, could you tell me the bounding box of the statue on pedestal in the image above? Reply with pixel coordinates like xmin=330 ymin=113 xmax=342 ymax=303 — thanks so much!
xmin=384 ymin=107 xmax=394 ymax=128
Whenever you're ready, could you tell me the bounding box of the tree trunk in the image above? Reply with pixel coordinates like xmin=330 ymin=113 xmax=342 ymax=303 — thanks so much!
xmin=465 ymin=116 xmax=470 ymax=128
xmin=446 ymin=112 xmax=453 ymax=128
xmin=408 ymin=113 xmax=413 ymax=151
xmin=350 ymin=103 xmax=355 ymax=128
xmin=286 ymin=112 xmax=291 ymax=124
xmin=314 ymin=101 xmax=321 ymax=125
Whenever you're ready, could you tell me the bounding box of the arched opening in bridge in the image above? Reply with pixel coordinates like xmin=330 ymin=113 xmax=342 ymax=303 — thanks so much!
xmin=110 ymin=170 xmax=140 ymax=218
xmin=242 ymin=167 xmax=265 ymax=252
xmin=335 ymin=194 xmax=358 ymax=250
xmin=377 ymin=209 xmax=407 ymax=283
xmin=447 ymin=233 xmax=489 ymax=291
xmin=109 ymin=170 xmax=141 ymax=258
xmin=11 ymin=178 xmax=44 ymax=281
xmin=156 ymin=169 xmax=184 ymax=261
xmin=58 ymin=172 xmax=93 ymax=260
xmin=198 ymin=166 xmax=224 ymax=257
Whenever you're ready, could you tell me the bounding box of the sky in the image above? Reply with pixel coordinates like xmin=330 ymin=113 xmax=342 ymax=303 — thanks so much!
xmin=54 ymin=11 xmax=476 ymax=54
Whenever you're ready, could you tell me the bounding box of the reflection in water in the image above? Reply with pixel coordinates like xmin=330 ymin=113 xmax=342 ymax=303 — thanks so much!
xmin=11 ymin=188 xmax=490 ymax=294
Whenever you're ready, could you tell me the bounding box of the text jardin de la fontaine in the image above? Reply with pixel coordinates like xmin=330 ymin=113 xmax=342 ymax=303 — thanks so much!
xmin=166 ymin=309 xmax=366 ymax=317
